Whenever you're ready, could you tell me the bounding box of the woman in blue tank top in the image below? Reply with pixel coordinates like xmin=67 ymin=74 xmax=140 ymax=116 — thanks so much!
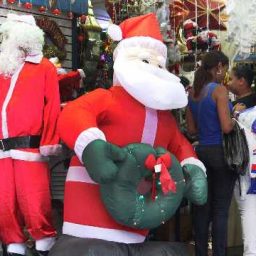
xmin=186 ymin=51 xmax=237 ymax=256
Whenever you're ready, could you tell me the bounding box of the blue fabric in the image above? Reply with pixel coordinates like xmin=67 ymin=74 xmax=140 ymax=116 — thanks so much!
xmin=189 ymin=83 xmax=229 ymax=145
xmin=247 ymin=178 xmax=256 ymax=194
xmin=20 ymin=0 xmax=88 ymax=14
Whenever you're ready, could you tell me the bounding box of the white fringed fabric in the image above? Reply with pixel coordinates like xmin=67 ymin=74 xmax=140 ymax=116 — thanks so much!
xmin=226 ymin=0 xmax=256 ymax=58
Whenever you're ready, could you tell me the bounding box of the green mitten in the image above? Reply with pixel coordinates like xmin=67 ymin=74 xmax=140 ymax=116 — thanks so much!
xmin=183 ymin=164 xmax=207 ymax=205
xmin=82 ymin=139 xmax=127 ymax=184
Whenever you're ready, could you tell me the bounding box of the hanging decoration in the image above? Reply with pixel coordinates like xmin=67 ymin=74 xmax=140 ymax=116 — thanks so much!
xmin=67 ymin=11 xmax=73 ymax=19
xmin=94 ymin=34 xmax=114 ymax=90
xmin=36 ymin=17 xmax=67 ymax=60
xmin=106 ymin=0 xmax=143 ymax=24
xmin=24 ymin=1 xmax=32 ymax=9
xmin=226 ymin=0 xmax=256 ymax=59
xmin=52 ymin=8 xmax=61 ymax=15
xmin=80 ymin=14 xmax=87 ymax=24
xmin=139 ymin=0 xmax=155 ymax=14
xmin=156 ymin=0 xmax=170 ymax=41
xmin=184 ymin=0 xmax=226 ymax=30
xmin=169 ymin=0 xmax=189 ymax=32
xmin=77 ymin=33 xmax=85 ymax=42
xmin=182 ymin=18 xmax=220 ymax=53
xmin=79 ymin=0 xmax=103 ymax=90
xmin=13 ymin=0 xmax=88 ymax=15
xmin=38 ymin=5 xmax=46 ymax=12
xmin=183 ymin=19 xmax=198 ymax=52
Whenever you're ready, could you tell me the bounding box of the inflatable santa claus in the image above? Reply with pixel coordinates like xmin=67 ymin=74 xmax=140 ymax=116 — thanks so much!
xmin=50 ymin=13 xmax=207 ymax=256
xmin=0 ymin=14 xmax=61 ymax=256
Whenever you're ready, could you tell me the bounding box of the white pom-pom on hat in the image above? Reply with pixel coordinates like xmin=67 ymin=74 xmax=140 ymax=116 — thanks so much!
xmin=107 ymin=24 xmax=123 ymax=41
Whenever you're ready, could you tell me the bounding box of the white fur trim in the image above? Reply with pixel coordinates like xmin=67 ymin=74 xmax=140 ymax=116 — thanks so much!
xmin=1 ymin=63 xmax=24 ymax=138
xmin=66 ymin=166 xmax=97 ymax=184
xmin=49 ymin=57 xmax=59 ymax=64
xmin=113 ymin=36 xmax=167 ymax=60
xmin=63 ymin=222 xmax=145 ymax=244
xmin=35 ymin=237 xmax=56 ymax=251
xmin=183 ymin=19 xmax=197 ymax=27
xmin=181 ymin=157 xmax=206 ymax=175
xmin=0 ymin=150 xmax=11 ymax=159
xmin=0 ymin=149 xmax=47 ymax=161
xmin=107 ymin=24 xmax=123 ymax=41
xmin=77 ymin=68 xmax=86 ymax=78
xmin=7 ymin=243 xmax=26 ymax=255
xmin=74 ymin=127 xmax=106 ymax=163
xmin=25 ymin=53 xmax=43 ymax=64
xmin=40 ymin=144 xmax=62 ymax=156
xmin=7 ymin=13 xmax=36 ymax=26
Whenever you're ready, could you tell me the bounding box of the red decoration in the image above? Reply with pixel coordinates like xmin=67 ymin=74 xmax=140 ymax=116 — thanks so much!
xmin=67 ymin=11 xmax=73 ymax=19
xmin=80 ymin=15 xmax=87 ymax=23
xmin=52 ymin=8 xmax=61 ymax=16
xmin=170 ymin=0 xmax=189 ymax=31
xmin=24 ymin=2 xmax=32 ymax=9
xmin=78 ymin=34 xmax=85 ymax=42
xmin=145 ymin=153 xmax=176 ymax=201
xmin=7 ymin=0 xmax=16 ymax=4
xmin=38 ymin=5 xmax=46 ymax=12
xmin=184 ymin=0 xmax=226 ymax=30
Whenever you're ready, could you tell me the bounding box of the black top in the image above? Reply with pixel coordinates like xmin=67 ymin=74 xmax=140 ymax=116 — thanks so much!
xmin=232 ymin=93 xmax=256 ymax=108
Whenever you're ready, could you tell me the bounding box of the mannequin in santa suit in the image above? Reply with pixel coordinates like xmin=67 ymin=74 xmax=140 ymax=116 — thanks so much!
xmin=0 ymin=14 xmax=61 ymax=256
xmin=51 ymin=13 xmax=206 ymax=256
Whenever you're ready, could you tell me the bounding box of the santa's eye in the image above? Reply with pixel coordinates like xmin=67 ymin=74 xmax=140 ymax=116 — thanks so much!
xmin=158 ymin=65 xmax=163 ymax=69
xmin=142 ymin=59 xmax=149 ymax=64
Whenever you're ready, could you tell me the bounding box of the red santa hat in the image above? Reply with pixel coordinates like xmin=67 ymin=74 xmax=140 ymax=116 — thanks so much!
xmin=108 ymin=13 xmax=167 ymax=60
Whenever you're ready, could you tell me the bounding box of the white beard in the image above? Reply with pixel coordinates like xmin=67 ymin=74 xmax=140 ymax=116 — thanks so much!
xmin=0 ymin=40 xmax=25 ymax=77
xmin=114 ymin=57 xmax=188 ymax=110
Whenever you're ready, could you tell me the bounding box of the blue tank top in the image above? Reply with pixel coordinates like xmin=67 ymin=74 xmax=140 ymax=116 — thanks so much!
xmin=188 ymin=83 xmax=230 ymax=145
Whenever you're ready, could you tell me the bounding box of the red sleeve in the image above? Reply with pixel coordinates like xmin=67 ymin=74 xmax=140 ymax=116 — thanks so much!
xmin=58 ymin=71 xmax=81 ymax=102
xmin=57 ymin=88 xmax=112 ymax=150
xmin=58 ymin=71 xmax=81 ymax=90
xmin=167 ymin=113 xmax=197 ymax=162
xmin=40 ymin=60 xmax=61 ymax=155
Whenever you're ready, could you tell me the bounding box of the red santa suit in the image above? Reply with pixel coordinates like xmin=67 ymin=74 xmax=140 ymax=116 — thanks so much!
xmin=56 ymin=13 xmax=206 ymax=248
xmin=58 ymin=85 xmax=198 ymax=243
xmin=0 ymin=55 xmax=60 ymax=247
xmin=58 ymin=71 xmax=84 ymax=102
xmin=49 ymin=57 xmax=85 ymax=103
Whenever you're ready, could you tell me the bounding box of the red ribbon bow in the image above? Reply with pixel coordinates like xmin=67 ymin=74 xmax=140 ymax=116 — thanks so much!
xmin=145 ymin=153 xmax=176 ymax=201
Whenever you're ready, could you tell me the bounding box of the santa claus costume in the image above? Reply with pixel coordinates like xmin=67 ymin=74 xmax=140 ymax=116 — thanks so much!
xmin=52 ymin=13 xmax=206 ymax=256
xmin=49 ymin=57 xmax=85 ymax=103
xmin=0 ymin=14 xmax=60 ymax=256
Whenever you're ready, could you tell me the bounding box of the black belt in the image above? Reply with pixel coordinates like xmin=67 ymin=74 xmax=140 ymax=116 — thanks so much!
xmin=0 ymin=135 xmax=41 ymax=151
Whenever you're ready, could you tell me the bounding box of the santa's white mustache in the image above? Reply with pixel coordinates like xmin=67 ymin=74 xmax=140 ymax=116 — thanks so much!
xmin=114 ymin=58 xmax=188 ymax=110
xmin=115 ymin=58 xmax=180 ymax=83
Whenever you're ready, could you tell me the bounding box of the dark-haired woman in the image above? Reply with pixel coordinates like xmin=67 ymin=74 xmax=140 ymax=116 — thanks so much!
xmin=186 ymin=51 xmax=237 ymax=256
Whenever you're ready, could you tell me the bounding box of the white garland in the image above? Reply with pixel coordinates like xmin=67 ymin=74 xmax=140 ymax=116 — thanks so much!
xmin=226 ymin=0 xmax=256 ymax=58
